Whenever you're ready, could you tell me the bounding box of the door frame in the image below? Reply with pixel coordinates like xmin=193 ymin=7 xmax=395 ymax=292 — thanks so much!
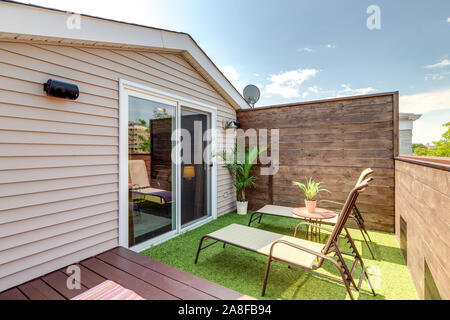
xmin=119 ymin=79 xmax=218 ymax=252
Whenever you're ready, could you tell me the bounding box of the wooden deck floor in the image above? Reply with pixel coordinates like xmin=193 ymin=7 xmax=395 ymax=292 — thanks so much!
xmin=0 ymin=247 xmax=251 ymax=300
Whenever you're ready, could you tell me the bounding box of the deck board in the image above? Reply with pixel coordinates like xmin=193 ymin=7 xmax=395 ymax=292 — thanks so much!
xmin=0 ymin=246 xmax=251 ymax=300
xmin=111 ymin=246 xmax=248 ymax=300
xmin=0 ymin=287 xmax=28 ymax=300
xmin=41 ymin=270 xmax=87 ymax=299
xmin=80 ymin=257 xmax=179 ymax=300
xmin=61 ymin=264 xmax=106 ymax=289
xmin=18 ymin=278 xmax=65 ymax=300
xmin=97 ymin=251 xmax=217 ymax=300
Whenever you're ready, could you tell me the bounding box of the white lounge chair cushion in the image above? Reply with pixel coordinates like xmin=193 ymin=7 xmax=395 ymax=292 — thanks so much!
xmin=257 ymin=204 xmax=339 ymax=224
xmin=206 ymin=224 xmax=325 ymax=269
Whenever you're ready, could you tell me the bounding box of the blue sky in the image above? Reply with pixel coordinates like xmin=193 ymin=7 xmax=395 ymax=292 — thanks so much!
xmin=22 ymin=0 xmax=450 ymax=143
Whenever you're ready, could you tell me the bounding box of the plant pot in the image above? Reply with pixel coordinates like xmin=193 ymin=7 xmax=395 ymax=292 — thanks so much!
xmin=236 ymin=201 xmax=248 ymax=215
xmin=305 ymin=199 xmax=317 ymax=213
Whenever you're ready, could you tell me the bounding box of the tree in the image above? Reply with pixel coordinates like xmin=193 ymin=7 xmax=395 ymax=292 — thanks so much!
xmin=413 ymin=122 xmax=450 ymax=157
xmin=137 ymin=119 xmax=150 ymax=153
xmin=220 ymin=143 xmax=267 ymax=202
xmin=411 ymin=143 xmax=426 ymax=153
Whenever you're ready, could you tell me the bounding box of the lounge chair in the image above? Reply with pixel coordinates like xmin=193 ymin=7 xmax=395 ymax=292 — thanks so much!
xmin=194 ymin=179 xmax=376 ymax=300
xmin=129 ymin=160 xmax=172 ymax=204
xmin=248 ymin=168 xmax=376 ymax=259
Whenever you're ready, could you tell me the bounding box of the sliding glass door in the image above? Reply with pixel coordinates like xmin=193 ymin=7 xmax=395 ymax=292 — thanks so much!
xmin=121 ymin=81 xmax=216 ymax=249
xmin=180 ymin=107 xmax=211 ymax=227
xmin=127 ymin=96 xmax=176 ymax=247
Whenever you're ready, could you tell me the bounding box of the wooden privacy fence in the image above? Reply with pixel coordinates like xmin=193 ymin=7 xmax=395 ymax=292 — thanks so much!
xmin=236 ymin=92 xmax=399 ymax=232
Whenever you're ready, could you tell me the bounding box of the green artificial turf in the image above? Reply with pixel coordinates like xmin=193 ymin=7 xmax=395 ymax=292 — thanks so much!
xmin=141 ymin=211 xmax=418 ymax=300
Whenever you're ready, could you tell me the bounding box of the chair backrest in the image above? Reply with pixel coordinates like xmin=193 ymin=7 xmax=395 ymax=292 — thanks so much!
xmin=356 ymin=168 xmax=374 ymax=186
xmin=321 ymin=178 xmax=373 ymax=257
xmin=129 ymin=160 xmax=150 ymax=188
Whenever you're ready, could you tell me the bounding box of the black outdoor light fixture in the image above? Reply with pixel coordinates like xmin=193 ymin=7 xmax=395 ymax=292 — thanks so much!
xmin=225 ymin=120 xmax=241 ymax=129
xmin=43 ymin=79 xmax=79 ymax=100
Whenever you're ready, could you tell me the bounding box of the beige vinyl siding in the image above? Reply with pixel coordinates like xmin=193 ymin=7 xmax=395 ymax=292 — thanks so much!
xmin=0 ymin=40 xmax=236 ymax=291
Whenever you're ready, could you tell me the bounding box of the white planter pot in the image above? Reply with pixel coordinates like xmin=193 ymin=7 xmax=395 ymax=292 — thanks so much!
xmin=236 ymin=201 xmax=248 ymax=215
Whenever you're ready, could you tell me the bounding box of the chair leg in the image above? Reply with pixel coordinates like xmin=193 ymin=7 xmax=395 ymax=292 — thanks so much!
xmin=248 ymin=212 xmax=261 ymax=226
xmin=248 ymin=213 xmax=255 ymax=226
xmin=358 ymin=256 xmax=376 ymax=296
xmin=334 ymin=248 xmax=358 ymax=290
xmin=329 ymin=257 xmax=355 ymax=300
xmin=351 ymin=213 xmax=376 ymax=260
xmin=258 ymin=213 xmax=263 ymax=224
xmin=346 ymin=231 xmax=376 ymax=296
xmin=341 ymin=270 xmax=355 ymax=300
xmin=194 ymin=236 xmax=207 ymax=264
xmin=359 ymin=227 xmax=376 ymax=260
xmin=294 ymin=223 xmax=301 ymax=237
xmin=261 ymin=258 xmax=273 ymax=297
xmin=363 ymin=267 xmax=376 ymax=296
xmin=362 ymin=225 xmax=373 ymax=243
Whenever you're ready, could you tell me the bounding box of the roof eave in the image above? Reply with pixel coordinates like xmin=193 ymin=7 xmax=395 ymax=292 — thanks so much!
xmin=0 ymin=0 xmax=249 ymax=110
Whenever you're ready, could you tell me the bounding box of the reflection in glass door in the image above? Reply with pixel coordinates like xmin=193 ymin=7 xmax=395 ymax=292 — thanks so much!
xmin=180 ymin=107 xmax=211 ymax=227
xmin=128 ymin=96 xmax=176 ymax=247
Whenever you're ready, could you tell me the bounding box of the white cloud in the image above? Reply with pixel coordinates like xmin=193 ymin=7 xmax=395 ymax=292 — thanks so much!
xmin=299 ymin=47 xmax=314 ymax=53
xmin=425 ymin=71 xmax=450 ymax=81
xmin=413 ymin=114 xmax=449 ymax=144
xmin=219 ymin=65 xmax=240 ymax=81
xmin=308 ymin=85 xmax=320 ymax=93
xmin=337 ymin=84 xmax=377 ymax=96
xmin=254 ymin=73 xmax=260 ymax=77
xmin=218 ymin=65 xmax=245 ymax=93
xmin=447 ymin=17 xmax=450 ymax=23
xmin=326 ymin=44 xmax=336 ymax=49
xmin=265 ymin=68 xmax=319 ymax=98
xmin=424 ymin=59 xmax=450 ymax=69
xmin=400 ymin=88 xmax=450 ymax=113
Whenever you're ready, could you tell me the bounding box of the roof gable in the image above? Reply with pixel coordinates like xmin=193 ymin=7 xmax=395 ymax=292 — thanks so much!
xmin=0 ymin=0 xmax=249 ymax=110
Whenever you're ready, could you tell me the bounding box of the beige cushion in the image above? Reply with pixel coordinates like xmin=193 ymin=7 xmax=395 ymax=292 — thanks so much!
xmin=257 ymin=204 xmax=339 ymax=225
xmin=129 ymin=160 xmax=150 ymax=188
xmin=207 ymin=224 xmax=325 ymax=269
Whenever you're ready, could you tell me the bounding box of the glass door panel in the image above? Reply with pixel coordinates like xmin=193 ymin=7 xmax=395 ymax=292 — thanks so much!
xmin=128 ymin=96 xmax=176 ymax=246
xmin=180 ymin=107 xmax=211 ymax=227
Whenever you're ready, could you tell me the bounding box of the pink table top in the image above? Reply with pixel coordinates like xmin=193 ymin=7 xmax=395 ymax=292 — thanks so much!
xmin=292 ymin=207 xmax=336 ymax=220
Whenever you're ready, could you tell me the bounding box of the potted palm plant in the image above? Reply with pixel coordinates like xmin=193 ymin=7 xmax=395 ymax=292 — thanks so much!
xmin=221 ymin=144 xmax=267 ymax=215
xmin=293 ymin=178 xmax=330 ymax=213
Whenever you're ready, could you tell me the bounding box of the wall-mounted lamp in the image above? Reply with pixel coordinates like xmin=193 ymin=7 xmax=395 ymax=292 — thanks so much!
xmin=225 ymin=120 xmax=241 ymax=129
xmin=43 ymin=79 xmax=79 ymax=100
xmin=183 ymin=166 xmax=195 ymax=180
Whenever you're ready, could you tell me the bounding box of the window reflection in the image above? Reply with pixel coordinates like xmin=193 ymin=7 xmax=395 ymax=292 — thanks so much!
xmin=128 ymin=96 xmax=175 ymax=246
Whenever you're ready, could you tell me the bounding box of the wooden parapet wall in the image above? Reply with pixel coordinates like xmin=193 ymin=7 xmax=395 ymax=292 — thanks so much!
xmin=237 ymin=92 xmax=399 ymax=232
xmin=395 ymin=157 xmax=449 ymax=299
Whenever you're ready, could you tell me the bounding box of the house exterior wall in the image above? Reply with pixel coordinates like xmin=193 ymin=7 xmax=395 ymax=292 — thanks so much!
xmin=0 ymin=40 xmax=236 ymax=291
xmin=237 ymin=92 xmax=398 ymax=232
xmin=399 ymin=113 xmax=422 ymax=156
xmin=399 ymin=130 xmax=413 ymax=155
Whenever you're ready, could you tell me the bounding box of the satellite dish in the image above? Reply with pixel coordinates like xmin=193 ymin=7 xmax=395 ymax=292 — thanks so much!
xmin=243 ymin=84 xmax=260 ymax=108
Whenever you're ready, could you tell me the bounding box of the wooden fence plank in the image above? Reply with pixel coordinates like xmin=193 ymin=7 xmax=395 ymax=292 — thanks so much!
xmin=237 ymin=93 xmax=396 ymax=232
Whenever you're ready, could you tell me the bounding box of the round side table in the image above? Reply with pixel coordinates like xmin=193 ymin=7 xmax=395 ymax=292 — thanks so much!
xmin=292 ymin=207 xmax=336 ymax=242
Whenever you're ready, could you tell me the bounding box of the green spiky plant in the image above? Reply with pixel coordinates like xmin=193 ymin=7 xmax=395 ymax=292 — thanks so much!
xmin=292 ymin=178 xmax=330 ymax=201
xmin=221 ymin=143 xmax=268 ymax=202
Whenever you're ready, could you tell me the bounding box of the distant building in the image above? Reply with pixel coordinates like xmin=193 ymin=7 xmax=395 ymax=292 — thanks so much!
xmin=399 ymin=113 xmax=422 ymax=155
xmin=128 ymin=123 xmax=150 ymax=153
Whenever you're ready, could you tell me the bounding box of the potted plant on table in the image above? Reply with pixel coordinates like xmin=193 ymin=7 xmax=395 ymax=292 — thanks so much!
xmin=221 ymin=144 xmax=267 ymax=215
xmin=293 ymin=178 xmax=330 ymax=213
